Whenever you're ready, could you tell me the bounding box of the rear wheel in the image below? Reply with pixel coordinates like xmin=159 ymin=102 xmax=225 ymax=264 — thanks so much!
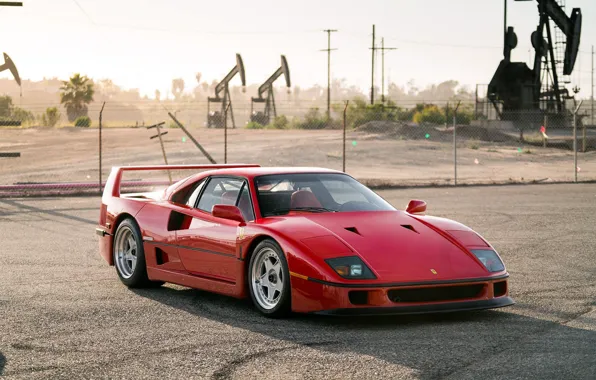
xmin=113 ymin=218 xmax=162 ymax=288
xmin=248 ymin=240 xmax=291 ymax=318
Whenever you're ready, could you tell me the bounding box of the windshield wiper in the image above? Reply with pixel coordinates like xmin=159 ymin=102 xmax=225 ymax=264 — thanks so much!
xmin=267 ymin=207 xmax=335 ymax=216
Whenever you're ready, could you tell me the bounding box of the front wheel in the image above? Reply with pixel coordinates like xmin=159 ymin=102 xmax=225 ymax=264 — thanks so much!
xmin=248 ymin=240 xmax=291 ymax=318
xmin=113 ymin=218 xmax=162 ymax=288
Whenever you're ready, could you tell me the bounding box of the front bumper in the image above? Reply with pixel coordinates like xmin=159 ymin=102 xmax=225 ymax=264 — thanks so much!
xmin=315 ymin=296 xmax=514 ymax=316
xmin=290 ymin=273 xmax=514 ymax=315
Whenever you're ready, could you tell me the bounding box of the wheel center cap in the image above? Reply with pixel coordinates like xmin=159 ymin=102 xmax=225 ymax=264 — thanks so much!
xmin=268 ymin=269 xmax=277 ymax=283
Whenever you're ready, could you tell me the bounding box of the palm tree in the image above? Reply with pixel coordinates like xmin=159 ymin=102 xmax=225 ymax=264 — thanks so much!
xmin=60 ymin=73 xmax=94 ymax=121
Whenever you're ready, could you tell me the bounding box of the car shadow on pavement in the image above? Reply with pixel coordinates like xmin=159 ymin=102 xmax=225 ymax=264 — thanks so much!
xmin=133 ymin=286 xmax=596 ymax=379
xmin=0 ymin=352 xmax=5 ymax=375
xmin=0 ymin=199 xmax=96 ymax=226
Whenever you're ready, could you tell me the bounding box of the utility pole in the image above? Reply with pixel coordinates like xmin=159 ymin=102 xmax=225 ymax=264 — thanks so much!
xmin=370 ymin=24 xmax=376 ymax=104
xmin=321 ymin=29 xmax=338 ymax=120
xmin=379 ymin=38 xmax=397 ymax=103
xmin=591 ymin=45 xmax=594 ymax=127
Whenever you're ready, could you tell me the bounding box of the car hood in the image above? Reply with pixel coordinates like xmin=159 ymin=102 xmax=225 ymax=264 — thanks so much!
xmin=297 ymin=211 xmax=489 ymax=282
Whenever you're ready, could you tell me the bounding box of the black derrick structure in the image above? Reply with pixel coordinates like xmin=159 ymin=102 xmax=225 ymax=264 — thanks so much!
xmin=487 ymin=0 xmax=582 ymax=123
xmin=250 ymin=55 xmax=291 ymax=126
xmin=207 ymin=54 xmax=246 ymax=128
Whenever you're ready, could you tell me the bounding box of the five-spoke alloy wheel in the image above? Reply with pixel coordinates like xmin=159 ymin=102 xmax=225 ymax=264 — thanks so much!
xmin=113 ymin=218 xmax=161 ymax=288
xmin=249 ymin=240 xmax=291 ymax=317
xmin=114 ymin=224 xmax=138 ymax=279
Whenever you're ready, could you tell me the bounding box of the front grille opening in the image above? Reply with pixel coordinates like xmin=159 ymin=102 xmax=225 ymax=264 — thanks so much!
xmin=388 ymin=284 xmax=485 ymax=303
xmin=493 ymin=281 xmax=507 ymax=297
xmin=348 ymin=290 xmax=369 ymax=305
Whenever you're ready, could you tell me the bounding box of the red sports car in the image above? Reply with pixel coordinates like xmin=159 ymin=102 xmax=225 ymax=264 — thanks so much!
xmin=96 ymin=164 xmax=514 ymax=317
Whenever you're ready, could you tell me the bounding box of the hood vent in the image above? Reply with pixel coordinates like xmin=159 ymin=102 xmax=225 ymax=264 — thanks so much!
xmin=344 ymin=227 xmax=361 ymax=236
xmin=401 ymin=224 xmax=419 ymax=234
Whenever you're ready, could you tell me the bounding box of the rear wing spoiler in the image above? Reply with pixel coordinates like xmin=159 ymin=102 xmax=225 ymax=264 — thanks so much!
xmin=103 ymin=164 xmax=260 ymax=198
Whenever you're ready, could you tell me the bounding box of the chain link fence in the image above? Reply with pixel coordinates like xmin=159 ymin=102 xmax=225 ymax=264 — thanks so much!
xmin=1 ymin=101 xmax=595 ymax=196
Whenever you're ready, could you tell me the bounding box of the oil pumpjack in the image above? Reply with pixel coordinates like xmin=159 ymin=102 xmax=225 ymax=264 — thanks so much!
xmin=0 ymin=52 xmax=22 ymax=127
xmin=487 ymin=0 xmax=582 ymax=122
xmin=0 ymin=52 xmax=21 ymax=87
xmin=207 ymin=54 xmax=246 ymax=128
xmin=250 ymin=55 xmax=291 ymax=125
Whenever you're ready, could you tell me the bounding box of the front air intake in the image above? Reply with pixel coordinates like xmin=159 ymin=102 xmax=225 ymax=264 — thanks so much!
xmin=493 ymin=281 xmax=507 ymax=297
xmin=388 ymin=284 xmax=485 ymax=303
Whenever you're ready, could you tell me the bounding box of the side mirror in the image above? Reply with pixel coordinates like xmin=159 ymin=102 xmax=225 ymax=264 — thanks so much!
xmin=406 ymin=199 xmax=427 ymax=215
xmin=212 ymin=204 xmax=245 ymax=223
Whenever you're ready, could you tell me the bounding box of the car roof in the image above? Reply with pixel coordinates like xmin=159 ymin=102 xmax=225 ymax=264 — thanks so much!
xmin=165 ymin=166 xmax=349 ymax=200
xmin=196 ymin=166 xmax=344 ymax=179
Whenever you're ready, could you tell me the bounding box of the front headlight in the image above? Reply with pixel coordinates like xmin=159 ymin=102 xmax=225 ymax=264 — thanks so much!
xmin=471 ymin=249 xmax=505 ymax=272
xmin=325 ymin=256 xmax=376 ymax=279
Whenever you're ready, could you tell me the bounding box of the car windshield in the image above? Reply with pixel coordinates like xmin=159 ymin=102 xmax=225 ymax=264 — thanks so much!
xmin=254 ymin=173 xmax=395 ymax=217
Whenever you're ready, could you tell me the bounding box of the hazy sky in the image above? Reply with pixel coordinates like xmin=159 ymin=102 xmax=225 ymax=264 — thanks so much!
xmin=0 ymin=0 xmax=594 ymax=99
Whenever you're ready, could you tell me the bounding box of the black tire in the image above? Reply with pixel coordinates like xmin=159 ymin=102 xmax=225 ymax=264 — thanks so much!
xmin=112 ymin=218 xmax=163 ymax=288
xmin=248 ymin=239 xmax=291 ymax=318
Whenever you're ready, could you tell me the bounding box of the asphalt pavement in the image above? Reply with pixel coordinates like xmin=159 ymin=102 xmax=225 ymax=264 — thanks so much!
xmin=1 ymin=183 xmax=595 ymax=379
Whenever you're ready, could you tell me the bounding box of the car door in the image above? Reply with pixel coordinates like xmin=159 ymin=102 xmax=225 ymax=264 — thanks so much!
xmin=176 ymin=176 xmax=255 ymax=284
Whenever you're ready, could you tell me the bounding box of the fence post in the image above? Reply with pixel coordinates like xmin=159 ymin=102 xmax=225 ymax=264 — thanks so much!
xmin=573 ymin=100 xmax=583 ymax=183
xmin=224 ymin=104 xmax=228 ymax=164
xmin=453 ymin=101 xmax=461 ymax=185
xmin=582 ymin=116 xmax=586 ymax=153
xmin=543 ymin=114 xmax=547 ymax=148
xmin=343 ymin=101 xmax=349 ymax=172
xmin=99 ymin=102 xmax=105 ymax=194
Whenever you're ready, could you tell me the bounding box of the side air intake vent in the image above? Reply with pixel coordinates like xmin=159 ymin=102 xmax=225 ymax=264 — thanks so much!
xmin=167 ymin=211 xmax=192 ymax=231
xmin=155 ymin=248 xmax=169 ymax=265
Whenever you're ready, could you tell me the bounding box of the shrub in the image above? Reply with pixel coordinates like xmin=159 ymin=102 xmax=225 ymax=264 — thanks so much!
xmin=293 ymin=108 xmax=330 ymax=130
xmin=245 ymin=121 xmax=265 ymax=129
xmin=268 ymin=115 xmax=289 ymax=129
xmin=74 ymin=115 xmax=92 ymax=127
xmin=444 ymin=103 xmax=474 ymax=125
xmin=337 ymin=98 xmax=401 ymax=129
xmin=413 ymin=105 xmax=446 ymax=125
xmin=41 ymin=107 xmax=61 ymax=127
xmin=468 ymin=140 xmax=480 ymax=150
xmin=455 ymin=107 xmax=474 ymax=125
xmin=0 ymin=95 xmax=13 ymax=118
xmin=11 ymin=107 xmax=35 ymax=124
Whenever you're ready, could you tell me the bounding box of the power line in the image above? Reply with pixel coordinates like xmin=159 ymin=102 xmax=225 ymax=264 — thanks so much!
xmin=320 ymin=29 xmax=338 ymax=119
xmin=71 ymin=0 xmax=95 ymax=25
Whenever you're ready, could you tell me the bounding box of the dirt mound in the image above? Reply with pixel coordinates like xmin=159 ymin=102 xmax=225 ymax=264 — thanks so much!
xmin=357 ymin=121 xmax=516 ymax=143
xmin=357 ymin=120 xmax=411 ymax=133
xmin=455 ymin=125 xmax=516 ymax=143
xmin=357 ymin=121 xmax=439 ymax=140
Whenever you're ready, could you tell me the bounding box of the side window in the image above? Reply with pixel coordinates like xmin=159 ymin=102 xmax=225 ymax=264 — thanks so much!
xmin=171 ymin=179 xmax=206 ymax=206
xmin=197 ymin=178 xmax=244 ymax=213
xmin=185 ymin=180 xmax=206 ymax=207
xmin=237 ymin=184 xmax=255 ymax=221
